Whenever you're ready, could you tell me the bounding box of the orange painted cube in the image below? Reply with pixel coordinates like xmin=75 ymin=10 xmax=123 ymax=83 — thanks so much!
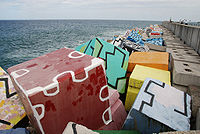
xmin=127 ymin=52 xmax=169 ymax=72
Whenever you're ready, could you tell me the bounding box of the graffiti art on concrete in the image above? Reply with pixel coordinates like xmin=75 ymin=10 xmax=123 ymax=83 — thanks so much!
xmin=8 ymin=48 xmax=111 ymax=134
xmin=123 ymin=78 xmax=191 ymax=134
xmin=76 ymin=38 xmax=129 ymax=93
xmin=0 ymin=67 xmax=26 ymax=130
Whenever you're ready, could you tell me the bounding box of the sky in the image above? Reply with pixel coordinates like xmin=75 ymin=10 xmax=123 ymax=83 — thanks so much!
xmin=0 ymin=0 xmax=200 ymax=21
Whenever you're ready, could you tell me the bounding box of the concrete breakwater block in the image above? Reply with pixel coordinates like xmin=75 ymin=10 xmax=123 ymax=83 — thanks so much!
xmin=166 ymin=44 xmax=193 ymax=50
xmin=188 ymin=85 xmax=200 ymax=118
xmin=170 ymin=53 xmax=200 ymax=64
xmin=128 ymin=52 xmax=169 ymax=73
xmin=76 ymin=38 xmax=129 ymax=94
xmin=94 ymin=130 xmax=140 ymax=134
xmin=100 ymin=99 xmax=127 ymax=130
xmin=160 ymin=130 xmax=200 ymax=134
xmin=62 ymin=122 xmax=99 ymax=134
xmin=123 ymin=78 xmax=191 ymax=134
xmin=164 ymin=39 xmax=184 ymax=44
xmin=167 ymin=48 xmax=199 ymax=56
xmin=172 ymin=83 xmax=188 ymax=93
xmin=172 ymin=61 xmax=200 ymax=86
xmin=165 ymin=42 xmax=187 ymax=47
xmin=125 ymin=65 xmax=171 ymax=111
xmin=108 ymin=88 xmax=120 ymax=106
xmin=0 ymin=67 xmax=26 ymax=130
xmin=7 ymin=48 xmax=112 ymax=134
xmin=145 ymin=43 xmax=166 ymax=52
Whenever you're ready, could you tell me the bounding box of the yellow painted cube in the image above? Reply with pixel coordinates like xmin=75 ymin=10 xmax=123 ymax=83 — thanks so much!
xmin=0 ymin=67 xmax=4 ymax=76
xmin=125 ymin=65 xmax=171 ymax=111
xmin=125 ymin=87 xmax=139 ymax=111
xmin=129 ymin=65 xmax=171 ymax=89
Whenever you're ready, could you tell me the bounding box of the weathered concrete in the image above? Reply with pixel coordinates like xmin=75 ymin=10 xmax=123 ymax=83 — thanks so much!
xmin=181 ymin=26 xmax=188 ymax=44
xmin=145 ymin=43 xmax=166 ymax=52
xmin=197 ymin=108 xmax=200 ymax=130
xmin=171 ymin=23 xmax=176 ymax=34
xmin=185 ymin=26 xmax=193 ymax=46
xmin=160 ymin=130 xmax=200 ymax=134
xmin=191 ymin=27 xmax=200 ymax=52
xmin=167 ymin=48 xmax=199 ymax=56
xmin=164 ymin=39 xmax=184 ymax=45
xmin=172 ymin=60 xmax=200 ymax=86
xmin=165 ymin=42 xmax=187 ymax=47
xmin=187 ymin=85 xmax=200 ymax=118
xmin=171 ymin=53 xmax=200 ymax=64
xmin=172 ymin=83 xmax=188 ymax=93
xmin=167 ymin=45 xmax=193 ymax=50
xmin=174 ymin=24 xmax=181 ymax=38
xmin=162 ymin=21 xmax=200 ymax=55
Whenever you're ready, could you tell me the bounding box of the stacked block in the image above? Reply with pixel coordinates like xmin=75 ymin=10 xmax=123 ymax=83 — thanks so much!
xmin=100 ymin=88 xmax=127 ymax=130
xmin=123 ymin=78 xmax=191 ymax=134
xmin=76 ymin=38 xmax=129 ymax=93
xmin=125 ymin=65 xmax=171 ymax=111
xmin=128 ymin=52 xmax=169 ymax=73
xmin=63 ymin=122 xmax=98 ymax=134
xmin=172 ymin=61 xmax=200 ymax=86
xmin=7 ymin=48 xmax=112 ymax=134
xmin=0 ymin=67 xmax=26 ymax=129
xmin=94 ymin=130 xmax=140 ymax=134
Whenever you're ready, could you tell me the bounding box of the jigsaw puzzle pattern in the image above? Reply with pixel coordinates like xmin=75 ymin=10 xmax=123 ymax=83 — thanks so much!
xmin=8 ymin=48 xmax=111 ymax=134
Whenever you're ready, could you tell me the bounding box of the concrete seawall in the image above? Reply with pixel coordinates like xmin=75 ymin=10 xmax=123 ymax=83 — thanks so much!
xmin=162 ymin=21 xmax=200 ymax=55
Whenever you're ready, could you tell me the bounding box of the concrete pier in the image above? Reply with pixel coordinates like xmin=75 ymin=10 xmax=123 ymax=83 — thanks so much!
xmin=162 ymin=21 xmax=200 ymax=55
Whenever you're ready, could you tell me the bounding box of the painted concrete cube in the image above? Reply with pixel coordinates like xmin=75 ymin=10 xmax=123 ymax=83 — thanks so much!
xmin=7 ymin=48 xmax=112 ymax=134
xmin=123 ymin=78 xmax=191 ymax=134
xmin=125 ymin=65 xmax=171 ymax=111
xmin=76 ymin=38 xmax=129 ymax=93
xmin=100 ymin=89 xmax=127 ymax=130
xmin=128 ymin=52 xmax=169 ymax=73
xmin=63 ymin=122 xmax=99 ymax=134
xmin=100 ymin=99 xmax=127 ymax=130
xmin=0 ymin=67 xmax=26 ymax=130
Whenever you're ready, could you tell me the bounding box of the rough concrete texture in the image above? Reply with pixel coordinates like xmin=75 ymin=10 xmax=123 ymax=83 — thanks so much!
xmin=160 ymin=130 xmax=200 ymax=134
xmin=187 ymin=85 xmax=200 ymax=117
xmin=167 ymin=45 xmax=193 ymax=50
xmin=191 ymin=27 xmax=200 ymax=51
xmin=162 ymin=22 xmax=200 ymax=55
xmin=199 ymin=42 xmax=200 ymax=55
xmin=165 ymin=39 xmax=184 ymax=45
xmin=145 ymin=43 xmax=166 ymax=52
xmin=185 ymin=26 xmax=194 ymax=46
xmin=175 ymin=25 xmax=181 ymax=38
xmin=197 ymin=108 xmax=200 ymax=130
xmin=167 ymin=48 xmax=199 ymax=56
xmin=181 ymin=26 xmax=188 ymax=44
xmin=172 ymin=84 xmax=188 ymax=93
xmin=170 ymin=53 xmax=200 ymax=64
xmin=172 ymin=60 xmax=200 ymax=86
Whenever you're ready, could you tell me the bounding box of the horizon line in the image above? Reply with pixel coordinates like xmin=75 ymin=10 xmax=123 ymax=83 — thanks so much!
xmin=0 ymin=18 xmax=164 ymax=22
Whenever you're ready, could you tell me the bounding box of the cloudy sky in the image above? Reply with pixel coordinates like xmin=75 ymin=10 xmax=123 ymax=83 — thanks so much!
xmin=0 ymin=0 xmax=199 ymax=21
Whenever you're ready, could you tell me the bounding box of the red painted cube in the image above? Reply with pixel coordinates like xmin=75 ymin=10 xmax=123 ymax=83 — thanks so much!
xmin=108 ymin=88 xmax=120 ymax=106
xmin=7 ymin=48 xmax=111 ymax=134
xmin=99 ymin=99 xmax=127 ymax=130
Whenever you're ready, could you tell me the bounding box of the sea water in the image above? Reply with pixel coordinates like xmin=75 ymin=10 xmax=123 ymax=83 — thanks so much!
xmin=0 ymin=20 xmax=161 ymax=70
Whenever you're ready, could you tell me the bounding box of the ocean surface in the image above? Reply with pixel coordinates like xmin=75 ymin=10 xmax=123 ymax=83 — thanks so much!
xmin=0 ymin=20 xmax=161 ymax=70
